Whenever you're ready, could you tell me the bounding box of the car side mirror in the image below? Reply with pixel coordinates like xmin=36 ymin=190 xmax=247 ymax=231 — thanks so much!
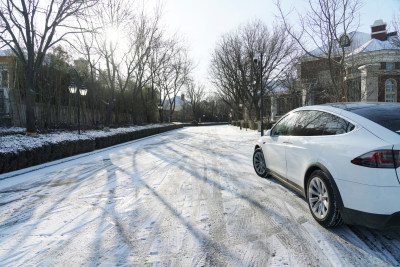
xmin=265 ymin=129 xmax=271 ymax=136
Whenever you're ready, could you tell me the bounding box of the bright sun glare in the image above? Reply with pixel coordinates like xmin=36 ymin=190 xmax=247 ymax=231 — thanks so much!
xmin=105 ymin=27 xmax=121 ymax=45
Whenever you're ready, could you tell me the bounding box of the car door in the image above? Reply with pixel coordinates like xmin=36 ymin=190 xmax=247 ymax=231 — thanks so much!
xmin=262 ymin=112 xmax=299 ymax=178
xmin=285 ymin=110 xmax=326 ymax=187
xmin=285 ymin=110 xmax=355 ymax=187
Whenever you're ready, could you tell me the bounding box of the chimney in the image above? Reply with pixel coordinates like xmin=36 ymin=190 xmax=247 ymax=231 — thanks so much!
xmin=371 ymin=19 xmax=387 ymax=41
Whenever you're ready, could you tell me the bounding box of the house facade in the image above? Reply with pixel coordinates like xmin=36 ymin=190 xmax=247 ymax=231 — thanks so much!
xmin=0 ymin=50 xmax=16 ymax=126
xmin=297 ymin=19 xmax=400 ymax=106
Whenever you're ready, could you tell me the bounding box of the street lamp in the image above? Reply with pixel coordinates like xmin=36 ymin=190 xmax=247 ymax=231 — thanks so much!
xmin=254 ymin=53 xmax=264 ymax=136
xmin=68 ymin=69 xmax=87 ymax=135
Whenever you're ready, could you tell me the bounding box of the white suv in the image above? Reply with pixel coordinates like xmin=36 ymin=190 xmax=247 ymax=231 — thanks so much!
xmin=253 ymin=103 xmax=400 ymax=229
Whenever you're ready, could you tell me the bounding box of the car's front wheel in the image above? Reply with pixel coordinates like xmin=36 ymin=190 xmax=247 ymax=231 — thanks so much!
xmin=307 ymin=170 xmax=343 ymax=227
xmin=253 ymin=148 xmax=268 ymax=178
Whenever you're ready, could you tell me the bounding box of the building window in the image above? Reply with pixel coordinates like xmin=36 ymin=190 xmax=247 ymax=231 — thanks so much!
xmin=386 ymin=62 xmax=395 ymax=70
xmin=1 ymin=71 xmax=8 ymax=88
xmin=385 ymin=79 xmax=397 ymax=102
xmin=0 ymin=63 xmax=9 ymax=88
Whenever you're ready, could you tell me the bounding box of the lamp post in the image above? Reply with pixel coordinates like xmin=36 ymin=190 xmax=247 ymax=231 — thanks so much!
xmin=181 ymin=93 xmax=185 ymax=122
xmin=239 ymin=103 xmax=243 ymax=130
xmin=68 ymin=69 xmax=87 ymax=135
xmin=158 ymin=88 xmax=163 ymax=122
xmin=254 ymin=53 xmax=264 ymax=136
xmin=158 ymin=102 xmax=163 ymax=122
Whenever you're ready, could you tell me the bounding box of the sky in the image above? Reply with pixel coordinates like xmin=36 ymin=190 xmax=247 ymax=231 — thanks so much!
xmin=146 ymin=0 xmax=400 ymax=92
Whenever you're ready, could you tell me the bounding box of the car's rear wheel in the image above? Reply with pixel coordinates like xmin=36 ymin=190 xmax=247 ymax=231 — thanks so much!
xmin=253 ymin=148 xmax=268 ymax=178
xmin=307 ymin=170 xmax=343 ymax=227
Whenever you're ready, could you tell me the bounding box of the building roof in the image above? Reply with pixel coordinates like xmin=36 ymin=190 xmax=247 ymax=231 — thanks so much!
xmin=163 ymin=95 xmax=187 ymax=109
xmin=307 ymin=30 xmax=400 ymax=58
xmin=0 ymin=49 xmax=13 ymax=56
xmin=348 ymin=36 xmax=400 ymax=56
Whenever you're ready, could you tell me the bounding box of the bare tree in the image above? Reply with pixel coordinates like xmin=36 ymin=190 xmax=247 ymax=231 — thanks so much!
xmin=391 ymin=12 xmax=400 ymax=47
xmin=209 ymin=20 xmax=297 ymax=120
xmin=0 ymin=0 xmax=97 ymax=134
xmin=186 ymin=82 xmax=205 ymax=120
xmin=129 ymin=10 xmax=164 ymax=123
xmin=90 ymin=0 xmax=137 ymax=127
xmin=276 ymin=0 xmax=362 ymax=102
xmin=150 ymin=37 xmax=176 ymax=122
xmin=149 ymin=37 xmax=178 ymax=122
xmin=166 ymin=48 xmax=191 ymax=121
xmin=156 ymin=41 xmax=192 ymax=122
xmin=210 ymin=32 xmax=245 ymax=120
xmin=73 ymin=1 xmax=166 ymax=126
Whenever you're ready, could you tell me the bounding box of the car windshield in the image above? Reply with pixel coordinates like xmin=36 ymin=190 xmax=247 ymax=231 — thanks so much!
xmin=329 ymin=103 xmax=400 ymax=134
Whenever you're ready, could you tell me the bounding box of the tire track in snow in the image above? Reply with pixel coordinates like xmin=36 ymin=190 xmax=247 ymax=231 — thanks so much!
xmin=211 ymin=127 xmax=330 ymax=266
xmin=203 ymin=128 xmax=275 ymax=265
xmin=125 ymin=139 xmax=209 ymax=264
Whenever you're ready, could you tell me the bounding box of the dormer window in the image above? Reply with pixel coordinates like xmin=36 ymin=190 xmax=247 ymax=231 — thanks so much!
xmin=339 ymin=34 xmax=351 ymax=47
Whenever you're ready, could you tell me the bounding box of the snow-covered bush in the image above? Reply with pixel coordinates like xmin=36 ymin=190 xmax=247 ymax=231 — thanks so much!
xmin=0 ymin=124 xmax=183 ymax=174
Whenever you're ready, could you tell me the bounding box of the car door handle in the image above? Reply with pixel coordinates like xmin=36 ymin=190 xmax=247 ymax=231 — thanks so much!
xmin=283 ymin=141 xmax=292 ymax=144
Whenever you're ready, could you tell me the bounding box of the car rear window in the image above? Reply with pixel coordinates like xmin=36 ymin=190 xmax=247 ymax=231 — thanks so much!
xmin=337 ymin=103 xmax=400 ymax=134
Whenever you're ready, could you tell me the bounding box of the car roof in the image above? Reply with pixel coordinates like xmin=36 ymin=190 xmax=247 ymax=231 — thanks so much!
xmin=321 ymin=102 xmax=400 ymax=111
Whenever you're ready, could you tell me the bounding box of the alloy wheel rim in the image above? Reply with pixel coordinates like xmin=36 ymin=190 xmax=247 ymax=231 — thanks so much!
xmin=254 ymin=151 xmax=266 ymax=174
xmin=308 ymin=177 xmax=329 ymax=219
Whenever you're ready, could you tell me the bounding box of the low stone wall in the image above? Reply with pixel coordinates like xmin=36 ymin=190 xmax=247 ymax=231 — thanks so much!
xmin=0 ymin=124 xmax=182 ymax=174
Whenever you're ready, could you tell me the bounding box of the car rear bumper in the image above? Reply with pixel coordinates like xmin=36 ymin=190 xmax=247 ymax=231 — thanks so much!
xmin=334 ymin=179 xmax=400 ymax=229
xmin=335 ymin=179 xmax=400 ymax=215
xmin=341 ymin=208 xmax=400 ymax=229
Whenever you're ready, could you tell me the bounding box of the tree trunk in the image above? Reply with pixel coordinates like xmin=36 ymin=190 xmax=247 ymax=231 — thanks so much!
xmin=25 ymin=68 xmax=36 ymax=134
xmin=105 ymin=102 xmax=113 ymax=128
xmin=159 ymin=109 xmax=163 ymax=123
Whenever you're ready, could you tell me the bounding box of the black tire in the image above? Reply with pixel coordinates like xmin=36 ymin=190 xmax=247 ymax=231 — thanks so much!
xmin=307 ymin=170 xmax=343 ymax=227
xmin=253 ymin=148 xmax=268 ymax=178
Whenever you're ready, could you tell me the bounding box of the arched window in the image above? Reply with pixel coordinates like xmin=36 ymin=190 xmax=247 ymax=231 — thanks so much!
xmin=385 ymin=79 xmax=397 ymax=102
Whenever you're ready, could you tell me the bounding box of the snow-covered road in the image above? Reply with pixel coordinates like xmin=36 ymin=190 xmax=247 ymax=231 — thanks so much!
xmin=1 ymin=125 xmax=400 ymax=266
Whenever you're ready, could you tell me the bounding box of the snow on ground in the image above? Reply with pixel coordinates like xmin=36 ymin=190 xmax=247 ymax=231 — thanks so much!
xmin=1 ymin=125 xmax=400 ymax=266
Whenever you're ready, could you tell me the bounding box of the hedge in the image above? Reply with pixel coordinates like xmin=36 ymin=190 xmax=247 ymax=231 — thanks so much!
xmin=0 ymin=124 xmax=182 ymax=174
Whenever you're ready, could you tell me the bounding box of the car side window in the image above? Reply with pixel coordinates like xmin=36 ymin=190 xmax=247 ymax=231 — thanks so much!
xmin=323 ymin=113 xmax=355 ymax=135
xmin=271 ymin=112 xmax=299 ymax=136
xmin=292 ymin=111 xmax=324 ymax=136
xmin=291 ymin=110 xmax=354 ymax=136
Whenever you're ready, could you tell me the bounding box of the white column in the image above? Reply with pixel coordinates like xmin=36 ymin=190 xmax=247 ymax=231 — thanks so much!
xmin=302 ymin=87 xmax=307 ymax=106
xmin=359 ymin=64 xmax=379 ymax=102
xmin=271 ymin=95 xmax=277 ymax=121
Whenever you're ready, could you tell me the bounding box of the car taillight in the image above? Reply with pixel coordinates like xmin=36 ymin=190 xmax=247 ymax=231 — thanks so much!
xmin=351 ymin=150 xmax=400 ymax=168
